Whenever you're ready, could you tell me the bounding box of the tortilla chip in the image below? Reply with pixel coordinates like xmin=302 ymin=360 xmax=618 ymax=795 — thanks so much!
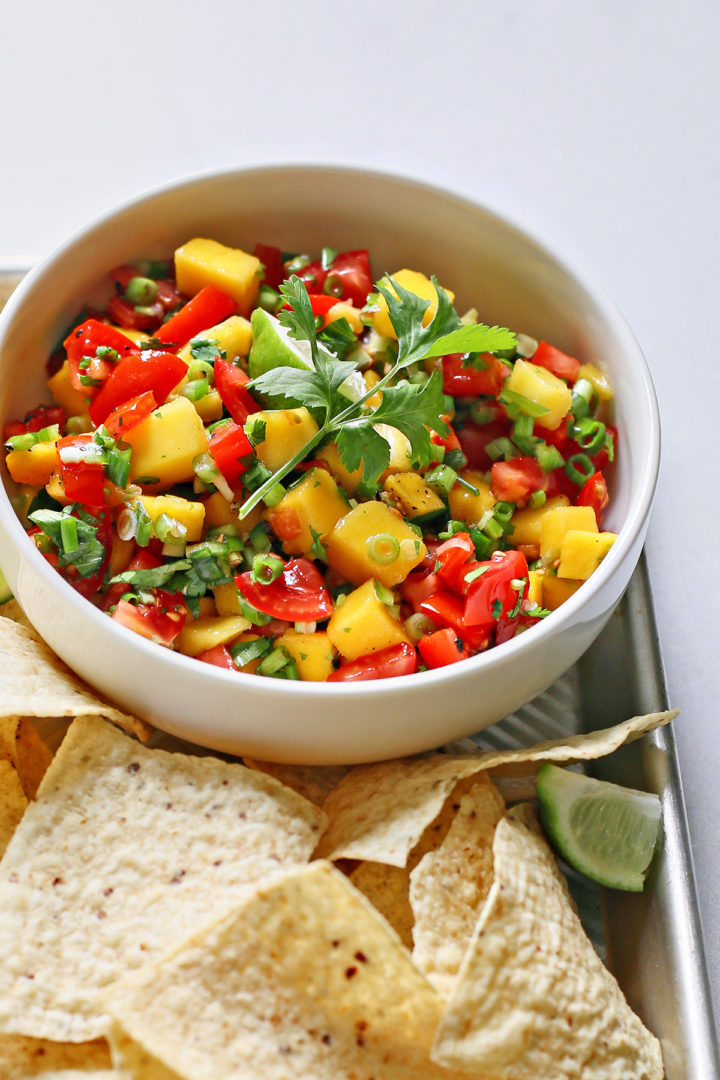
xmin=0 ymin=717 xmax=55 ymax=798
xmin=410 ymin=776 xmax=505 ymax=997
xmin=348 ymin=862 xmax=414 ymax=949
xmin=243 ymin=758 xmax=351 ymax=807
xmin=0 ymin=760 xmax=27 ymax=857
xmin=0 ymin=598 xmax=36 ymax=633
xmin=109 ymin=1027 xmax=182 ymax=1080
xmin=0 ymin=715 xmax=326 ymax=1042
xmin=316 ymin=711 xmax=676 ymax=864
xmin=104 ymin=861 xmax=471 ymax=1080
xmin=0 ymin=618 xmax=153 ymax=742
xmin=0 ymin=1034 xmax=114 ymax=1077
xmin=431 ymin=804 xmax=664 ymax=1079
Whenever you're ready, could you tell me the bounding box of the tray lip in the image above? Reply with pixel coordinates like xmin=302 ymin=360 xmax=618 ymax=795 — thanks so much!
xmin=0 ymin=266 xmax=717 ymax=1072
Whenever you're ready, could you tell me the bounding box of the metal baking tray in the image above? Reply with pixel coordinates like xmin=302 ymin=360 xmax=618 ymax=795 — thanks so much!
xmin=472 ymin=555 xmax=719 ymax=1078
xmin=0 ymin=269 xmax=717 ymax=1076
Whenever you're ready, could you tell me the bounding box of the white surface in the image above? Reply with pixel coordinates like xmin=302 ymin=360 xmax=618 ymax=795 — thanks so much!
xmin=1 ymin=0 xmax=717 ymax=1031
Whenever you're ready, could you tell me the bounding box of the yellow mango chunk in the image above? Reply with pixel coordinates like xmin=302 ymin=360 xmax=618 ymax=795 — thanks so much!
xmin=5 ymin=442 xmax=58 ymax=486
xmin=327 ymin=301 xmax=363 ymax=334
xmin=316 ymin=442 xmax=363 ymax=496
xmin=275 ymin=630 xmax=337 ymax=681
xmin=327 ymin=579 xmax=410 ymax=660
xmin=124 ymin=397 xmax=209 ymax=487
xmin=176 ymin=615 xmax=251 ymax=657
xmin=45 ymin=471 xmax=69 ymax=504
xmin=558 ymin=530 xmax=617 ymax=580
xmin=174 ymin=238 xmax=261 ymax=317
xmin=447 ymin=470 xmax=496 ymax=525
xmin=577 ymin=362 xmax=613 ymax=403
xmin=542 ymin=574 xmax=583 ymax=610
xmin=527 ymin=568 xmax=545 ymax=606
xmin=324 ymin=501 xmax=426 ymax=588
xmin=375 ymin=424 xmax=413 ymax=477
xmin=508 ymin=495 xmax=571 ymax=548
xmin=213 ymin=582 xmax=245 ymax=616
xmin=47 ymin=361 xmax=90 ymax=417
xmin=178 ymin=314 xmax=253 ymax=365
xmin=266 ymin=468 xmax=349 ymax=557
xmin=504 ymin=360 xmax=572 ymax=431
xmin=383 ymin=472 xmax=444 ymax=521
xmin=372 ymin=269 xmax=455 ymax=340
xmin=539 ymin=505 xmax=598 ymax=566
xmin=249 ymin=408 xmax=319 ymax=472
xmin=137 ymin=494 xmax=205 ymax=541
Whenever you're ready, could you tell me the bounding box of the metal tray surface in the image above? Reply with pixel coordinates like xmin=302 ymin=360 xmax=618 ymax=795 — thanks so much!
xmin=472 ymin=556 xmax=719 ymax=1078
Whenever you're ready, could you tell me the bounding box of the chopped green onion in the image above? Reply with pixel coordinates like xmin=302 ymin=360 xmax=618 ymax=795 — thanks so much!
xmin=323 ymin=272 xmax=344 ymax=298
xmin=428 ymin=441 xmax=446 ymax=464
xmin=230 ymin=636 xmax=272 ymax=668
xmin=366 ymin=533 xmax=400 ymax=566
xmin=262 ymin=482 xmax=286 ymax=507
xmin=5 ymin=431 xmax=38 ymax=451
xmin=456 ymin=475 xmax=480 ymax=495
xmin=484 ymin=437 xmax=519 ymax=462
xmin=95 ymin=345 xmax=119 ymax=362
xmin=135 ymin=502 xmax=153 ymax=547
xmin=104 ymin=446 xmax=131 ymax=489
xmin=258 ymin=646 xmax=294 ymax=677
xmin=507 ymin=577 xmax=527 ymax=618
xmin=404 ymin=612 xmax=437 ymax=643
xmin=438 ymin=519 xmax=467 ymax=540
xmin=285 ymin=254 xmax=311 ymax=274
xmin=464 ymin=565 xmax=489 ymax=584
xmin=66 ymin=415 xmax=91 ymax=435
xmin=320 ymin=247 xmax=337 ymax=270
xmin=154 ymin=513 xmax=187 ymax=543
xmin=444 ymin=448 xmax=468 ymax=471
xmin=571 ymin=378 xmax=595 ymax=420
xmin=242 ymin=460 xmax=273 ymax=492
xmin=60 ymin=515 xmax=79 ymax=554
xmin=482 ymin=516 xmax=504 ymax=541
xmin=529 ymin=489 xmax=547 ymax=509
xmin=124 ymin=276 xmax=158 ymax=305
xmin=565 ymin=453 xmax=595 ymax=485
xmin=257 ymin=284 xmax=282 ymax=313
xmin=247 ymin=523 xmax=272 ymax=554
xmin=250 ymin=553 xmax=285 ymax=585
xmin=374 ymin=581 xmax=396 ymax=606
xmin=512 ymin=413 xmax=534 ymax=440
xmin=535 ymin=442 xmax=565 ymax=474
xmin=424 ymin=464 xmax=457 ymax=499
xmin=182 ymin=378 xmax=210 ymax=402
xmin=499 ymin=388 xmax=549 ymax=419
xmin=186 ymin=357 xmax=215 ymax=381
xmin=493 ymin=501 xmax=515 ymax=525
xmin=469 ymin=401 xmax=496 ymax=425
xmin=238 ymin=595 xmax=273 ymax=625
xmin=573 ymin=418 xmax=606 ymax=455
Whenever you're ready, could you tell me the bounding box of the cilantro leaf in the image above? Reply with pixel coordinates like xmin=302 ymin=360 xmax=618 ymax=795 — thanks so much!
xmin=29 ymin=507 xmax=106 ymax=579
xmin=189 ymin=338 xmax=224 ymax=364
xmin=110 ymin=561 xmax=192 ymax=589
xmin=423 ymin=323 xmax=517 ymax=358
xmin=276 ymin=276 xmax=319 ymax=363
xmin=375 ymin=276 xmax=460 ymax=368
xmin=249 ymin=350 xmax=359 ymax=415
xmin=369 ymin=371 xmax=450 ymax=467
xmin=319 ymin=317 xmax=357 ymax=360
xmin=336 ymin=423 xmax=391 ymax=484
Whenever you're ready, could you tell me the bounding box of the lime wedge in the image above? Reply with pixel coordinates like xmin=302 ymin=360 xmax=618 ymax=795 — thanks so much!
xmin=536 ymin=763 xmax=662 ymax=891
xmin=247 ymin=308 xmax=314 ymax=380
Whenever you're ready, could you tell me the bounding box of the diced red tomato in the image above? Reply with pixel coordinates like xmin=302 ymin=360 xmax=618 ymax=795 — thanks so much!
xmin=214 ymin=357 xmax=256 ymax=424
xmin=434 ymin=532 xmax=475 ymax=593
xmin=253 ymin=244 xmax=284 ymax=291
xmin=3 ymin=405 xmax=66 ymax=442
xmin=418 ymin=628 xmax=472 ymax=668
xmin=531 ymin=340 xmax=580 ymax=383
xmin=208 ymin=421 xmax=253 ymax=487
xmin=56 ymin=434 xmax=105 ymax=507
xmin=464 ymin=549 xmax=528 ymax=628
xmin=196 ymin=643 xmax=238 ymax=671
xmin=64 ymin=319 xmax=138 ymax=395
xmin=441 ymin=353 xmax=508 ymax=397
xmin=495 ymin=611 xmax=545 ymax=645
xmin=400 ymin=566 xmax=442 ymax=611
xmin=298 ymin=250 xmax=373 ymax=308
xmin=430 ymin=418 xmax=463 ymax=455
xmin=457 ymin=416 xmax=512 ymax=471
xmin=270 ymin=507 xmax=304 ymax=542
xmin=111 ymin=590 xmax=187 ymax=646
xmin=576 ymin=470 xmax=609 ymax=526
xmin=106 ymin=295 xmax=162 ymax=332
xmin=490 ymin=457 xmax=547 ymax=503
xmin=327 ymin=642 xmax=418 ymax=682
xmin=88 ymin=351 xmax=186 ymax=428
xmin=280 ymin=292 xmax=340 ymax=330
xmin=103 ymin=391 xmax=157 ymax=439
xmin=153 ymin=285 xmax=237 ymax=347
xmin=109 ymin=265 xmax=140 ymax=291
xmin=420 ymin=589 xmax=493 ymax=651
xmin=235 ymin=557 xmax=333 ymax=622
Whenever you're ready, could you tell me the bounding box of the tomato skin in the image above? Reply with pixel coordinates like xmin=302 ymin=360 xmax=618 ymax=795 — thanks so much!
xmin=208 ymin=421 xmax=253 ymax=487
xmin=64 ymin=319 xmax=138 ymax=394
xmin=235 ymin=557 xmax=334 ymax=622
xmin=420 ymin=588 xmax=493 ymax=651
xmin=196 ymin=644 xmax=237 ymax=671
xmin=298 ymin=250 xmax=373 ymax=308
xmin=490 ymin=457 xmax=547 ymax=503
xmin=270 ymin=506 xmax=303 ymax=542
xmin=458 ymin=417 xmax=511 ymax=471
xmin=495 ymin=611 xmax=544 ymax=645
xmin=400 ymin=567 xmax=442 ymax=611
xmin=327 ymin=642 xmax=417 ymax=682
xmin=214 ymin=357 xmax=256 ymax=425
xmin=464 ymin=549 xmax=528 ymax=628
xmin=3 ymin=405 xmax=66 ymax=442
xmin=430 ymin=419 xmax=463 ymax=455
xmin=56 ymin=434 xmax=105 ymax=508
xmin=253 ymin=244 xmax=284 ymax=291
xmin=576 ymin=470 xmax=609 ymax=526
xmin=442 ymin=353 xmax=508 ymax=397
xmin=88 ymin=351 xmax=186 ymax=428
xmin=153 ymin=284 xmax=237 ymax=347
xmin=531 ymin=340 xmax=580 ymax=383
xmin=103 ymin=391 xmax=157 ymax=438
xmin=106 ymin=295 xmax=162 ymax=332
xmin=111 ymin=590 xmax=187 ymax=646
xmin=418 ymin=627 xmax=471 ymax=668
xmin=434 ymin=533 xmax=475 ymax=594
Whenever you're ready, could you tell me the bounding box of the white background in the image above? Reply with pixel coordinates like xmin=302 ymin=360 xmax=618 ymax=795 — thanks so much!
xmin=2 ymin=0 xmax=718 ymax=1037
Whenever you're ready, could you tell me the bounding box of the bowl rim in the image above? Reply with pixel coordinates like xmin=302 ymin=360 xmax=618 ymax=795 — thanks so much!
xmin=0 ymin=163 xmax=660 ymax=699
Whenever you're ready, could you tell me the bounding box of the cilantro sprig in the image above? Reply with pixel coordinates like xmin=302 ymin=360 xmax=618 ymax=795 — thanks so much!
xmin=240 ymin=275 xmax=516 ymax=517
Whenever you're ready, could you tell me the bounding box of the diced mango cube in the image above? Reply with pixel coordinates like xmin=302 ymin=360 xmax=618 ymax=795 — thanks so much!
xmin=275 ymin=630 xmax=337 ymax=681
xmin=47 ymin=361 xmax=90 ymax=417
xmin=178 ymin=314 xmax=253 ymax=365
xmin=576 ymin=362 xmax=613 ymax=403
xmin=539 ymin=505 xmax=598 ymax=566
xmin=447 ymin=470 xmax=495 ymax=525
xmin=249 ymin=408 xmax=319 ymax=472
xmin=267 ymin=468 xmax=349 ymax=557
xmin=542 ymin=574 xmax=583 ymax=610
xmin=316 ymin=442 xmax=363 ymax=495
xmin=508 ymin=495 xmax=571 ymax=547
xmin=558 ymin=530 xmax=617 ymax=580
xmin=5 ymin=442 xmax=58 ymax=486
xmin=324 ymin=501 xmax=426 ymax=588
xmin=383 ymin=472 xmax=444 ymax=521
xmin=124 ymin=396 xmax=209 ymax=487
xmin=174 ymin=238 xmax=261 ymax=317
xmin=327 ymin=579 xmax=410 ymax=660
xmin=527 ymin=568 xmax=545 ymax=606
xmin=213 ymin=582 xmax=245 ymax=616
xmin=504 ymin=360 xmax=572 ymax=431
xmin=372 ymin=269 xmax=455 ymax=340
xmin=375 ymin=424 xmax=413 ymax=477
xmin=176 ymin=615 xmax=251 ymax=657
xmin=137 ymin=494 xmax=205 ymax=541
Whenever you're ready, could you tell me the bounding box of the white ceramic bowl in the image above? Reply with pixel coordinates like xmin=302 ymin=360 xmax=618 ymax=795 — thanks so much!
xmin=0 ymin=166 xmax=659 ymax=763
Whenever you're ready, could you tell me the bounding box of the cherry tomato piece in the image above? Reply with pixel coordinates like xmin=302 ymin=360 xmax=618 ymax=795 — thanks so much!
xmin=88 ymin=351 xmax=186 ymax=428
xmin=208 ymin=421 xmax=253 ymax=487
xmin=153 ymin=284 xmax=237 ymax=347
xmin=490 ymin=457 xmax=547 ymax=503
xmin=214 ymin=357 xmax=256 ymax=425
xmin=576 ymin=470 xmax=609 ymax=526
xmin=418 ymin=628 xmax=472 ymax=668
xmin=327 ymin=641 xmax=418 ymax=682
xmin=235 ymin=557 xmax=334 ymax=622
xmin=531 ymin=340 xmax=581 ymax=383
xmin=103 ymin=391 xmax=158 ymax=439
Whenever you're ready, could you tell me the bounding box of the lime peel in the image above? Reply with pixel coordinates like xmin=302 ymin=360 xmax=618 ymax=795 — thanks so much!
xmin=536 ymin=763 xmax=662 ymax=891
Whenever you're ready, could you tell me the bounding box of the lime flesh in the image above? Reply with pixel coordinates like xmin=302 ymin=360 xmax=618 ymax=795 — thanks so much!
xmin=247 ymin=308 xmax=314 ymax=380
xmin=536 ymin=763 xmax=662 ymax=891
